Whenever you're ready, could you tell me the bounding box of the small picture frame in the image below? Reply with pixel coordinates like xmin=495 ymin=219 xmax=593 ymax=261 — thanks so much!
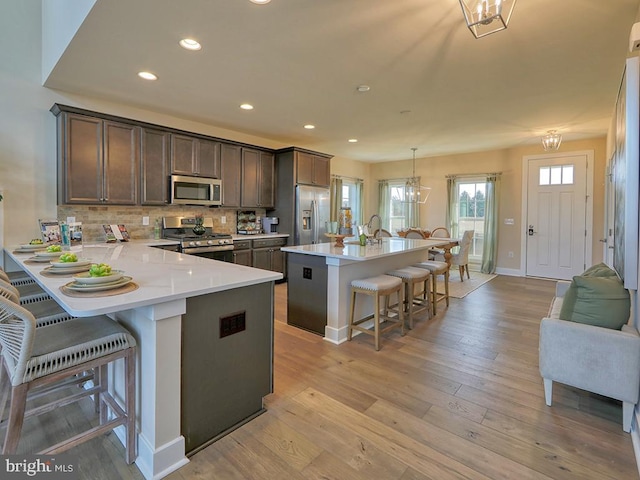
xmin=38 ymin=219 xmax=61 ymax=243
xmin=69 ymin=221 xmax=83 ymax=245
xmin=102 ymin=224 xmax=117 ymax=243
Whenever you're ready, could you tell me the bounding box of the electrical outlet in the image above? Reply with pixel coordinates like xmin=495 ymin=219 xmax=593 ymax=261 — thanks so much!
xmin=219 ymin=311 xmax=246 ymax=338
xmin=221 ymin=216 xmax=226 ymax=224
xmin=303 ymin=267 xmax=312 ymax=279
xmin=142 ymin=216 xmax=149 ymax=226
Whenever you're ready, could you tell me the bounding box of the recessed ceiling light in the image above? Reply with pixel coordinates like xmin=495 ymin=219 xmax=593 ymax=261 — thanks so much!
xmin=250 ymin=0 xmax=271 ymax=4
xmin=179 ymin=38 xmax=202 ymax=51
xmin=304 ymin=124 xmax=315 ymax=129
xmin=240 ymin=103 xmax=254 ymax=110
xmin=348 ymin=139 xmax=358 ymax=143
xmin=138 ymin=71 xmax=157 ymax=81
xmin=356 ymin=85 xmax=370 ymax=92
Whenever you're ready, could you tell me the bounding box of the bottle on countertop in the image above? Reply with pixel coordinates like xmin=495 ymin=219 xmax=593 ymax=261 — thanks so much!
xmin=60 ymin=221 xmax=71 ymax=251
xmin=154 ymin=218 xmax=161 ymax=240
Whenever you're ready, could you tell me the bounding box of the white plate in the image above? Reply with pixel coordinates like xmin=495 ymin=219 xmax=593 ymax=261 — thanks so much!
xmin=42 ymin=265 xmax=90 ymax=275
xmin=65 ymin=276 xmax=132 ymax=292
xmin=19 ymin=243 xmax=48 ymax=250
xmin=49 ymin=258 xmax=92 ymax=268
xmin=72 ymin=270 xmax=124 ymax=285
xmin=28 ymin=255 xmax=57 ymax=263
xmin=34 ymin=250 xmax=64 ymax=257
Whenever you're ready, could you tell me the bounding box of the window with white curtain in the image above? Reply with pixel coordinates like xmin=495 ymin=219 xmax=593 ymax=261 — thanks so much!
xmin=385 ymin=180 xmax=410 ymax=232
xmin=456 ymin=179 xmax=485 ymax=261
xmin=340 ymin=178 xmax=363 ymax=226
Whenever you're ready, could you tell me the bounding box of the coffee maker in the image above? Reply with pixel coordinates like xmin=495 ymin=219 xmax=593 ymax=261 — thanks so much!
xmin=262 ymin=217 xmax=279 ymax=233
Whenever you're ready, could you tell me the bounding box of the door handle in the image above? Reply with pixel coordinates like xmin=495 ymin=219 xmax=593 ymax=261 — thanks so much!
xmin=599 ymin=238 xmax=607 ymax=243
xmin=528 ymin=225 xmax=536 ymax=236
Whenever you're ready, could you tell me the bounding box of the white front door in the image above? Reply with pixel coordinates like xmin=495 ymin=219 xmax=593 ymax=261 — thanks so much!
xmin=525 ymin=152 xmax=591 ymax=280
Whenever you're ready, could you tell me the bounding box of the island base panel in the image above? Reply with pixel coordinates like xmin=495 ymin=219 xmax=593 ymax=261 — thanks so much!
xmin=287 ymin=253 xmax=328 ymax=335
xmin=181 ymin=282 xmax=274 ymax=454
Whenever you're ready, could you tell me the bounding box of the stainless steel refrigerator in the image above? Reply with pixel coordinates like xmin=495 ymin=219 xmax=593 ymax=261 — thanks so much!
xmin=295 ymin=185 xmax=330 ymax=245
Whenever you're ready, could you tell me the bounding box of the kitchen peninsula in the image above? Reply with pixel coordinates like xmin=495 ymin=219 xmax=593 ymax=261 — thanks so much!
xmin=5 ymin=242 xmax=282 ymax=480
xmin=282 ymin=237 xmax=448 ymax=342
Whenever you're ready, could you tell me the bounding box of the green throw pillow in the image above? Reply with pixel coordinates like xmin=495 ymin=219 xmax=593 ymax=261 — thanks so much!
xmin=560 ymin=263 xmax=620 ymax=322
xmin=559 ymin=275 xmax=630 ymax=329
xmin=581 ymin=263 xmax=619 ymax=278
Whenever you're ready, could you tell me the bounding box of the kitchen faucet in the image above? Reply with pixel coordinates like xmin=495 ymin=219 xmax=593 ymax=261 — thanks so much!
xmin=367 ymin=214 xmax=383 ymax=245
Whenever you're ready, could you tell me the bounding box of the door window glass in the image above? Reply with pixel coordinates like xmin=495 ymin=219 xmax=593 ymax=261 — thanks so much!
xmin=539 ymin=165 xmax=574 ymax=185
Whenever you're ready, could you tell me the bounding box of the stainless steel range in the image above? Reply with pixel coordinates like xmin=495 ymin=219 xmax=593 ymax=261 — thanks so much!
xmin=163 ymin=216 xmax=234 ymax=262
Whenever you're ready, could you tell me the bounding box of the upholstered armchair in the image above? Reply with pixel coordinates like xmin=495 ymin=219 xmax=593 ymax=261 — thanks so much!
xmin=539 ymin=281 xmax=640 ymax=432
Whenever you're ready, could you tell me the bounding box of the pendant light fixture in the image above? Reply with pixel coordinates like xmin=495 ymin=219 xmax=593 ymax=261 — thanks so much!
xmin=541 ymin=130 xmax=562 ymax=151
xmin=459 ymin=0 xmax=516 ymax=39
xmin=404 ymin=148 xmax=430 ymax=204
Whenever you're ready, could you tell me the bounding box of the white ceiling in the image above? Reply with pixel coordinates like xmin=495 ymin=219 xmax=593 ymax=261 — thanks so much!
xmin=44 ymin=0 xmax=640 ymax=162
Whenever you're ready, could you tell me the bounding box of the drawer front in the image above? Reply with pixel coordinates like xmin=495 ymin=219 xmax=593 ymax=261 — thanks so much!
xmin=252 ymin=237 xmax=287 ymax=249
xmin=233 ymin=240 xmax=252 ymax=250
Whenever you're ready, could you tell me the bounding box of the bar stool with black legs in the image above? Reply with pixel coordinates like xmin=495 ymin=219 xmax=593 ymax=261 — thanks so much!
xmin=348 ymin=274 xmax=404 ymax=351
xmin=386 ymin=266 xmax=432 ymax=329
xmin=414 ymin=260 xmax=450 ymax=316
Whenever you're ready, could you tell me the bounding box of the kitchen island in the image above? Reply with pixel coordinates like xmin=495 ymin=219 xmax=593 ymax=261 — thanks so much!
xmin=5 ymin=242 xmax=282 ymax=480
xmin=282 ymin=237 xmax=448 ymax=343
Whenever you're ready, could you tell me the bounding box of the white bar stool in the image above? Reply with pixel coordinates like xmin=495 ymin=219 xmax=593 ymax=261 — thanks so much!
xmin=414 ymin=260 xmax=450 ymax=316
xmin=386 ymin=266 xmax=432 ymax=329
xmin=348 ymin=274 xmax=404 ymax=351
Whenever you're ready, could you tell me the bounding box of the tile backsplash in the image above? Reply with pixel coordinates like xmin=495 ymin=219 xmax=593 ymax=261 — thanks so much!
xmin=57 ymin=205 xmax=267 ymax=242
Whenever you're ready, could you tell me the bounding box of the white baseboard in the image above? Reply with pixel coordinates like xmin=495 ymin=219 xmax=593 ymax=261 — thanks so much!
xmin=494 ymin=267 xmax=522 ymax=277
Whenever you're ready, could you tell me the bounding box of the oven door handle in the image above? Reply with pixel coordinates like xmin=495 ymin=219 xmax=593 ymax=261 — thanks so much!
xmin=181 ymin=245 xmax=235 ymax=254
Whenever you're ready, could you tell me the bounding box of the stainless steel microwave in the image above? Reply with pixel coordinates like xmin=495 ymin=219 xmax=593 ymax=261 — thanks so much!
xmin=170 ymin=175 xmax=222 ymax=206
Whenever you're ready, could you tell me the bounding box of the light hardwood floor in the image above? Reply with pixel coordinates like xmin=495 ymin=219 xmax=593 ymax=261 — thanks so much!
xmin=8 ymin=276 xmax=640 ymax=479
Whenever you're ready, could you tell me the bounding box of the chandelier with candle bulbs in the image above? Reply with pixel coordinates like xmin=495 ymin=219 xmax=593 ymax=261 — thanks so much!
xmin=542 ymin=130 xmax=562 ymax=151
xmin=459 ymin=0 xmax=516 ymax=39
xmin=404 ymin=148 xmax=431 ymax=204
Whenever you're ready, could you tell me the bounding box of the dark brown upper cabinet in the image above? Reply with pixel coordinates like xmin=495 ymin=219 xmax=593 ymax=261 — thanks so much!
xmin=141 ymin=128 xmax=171 ymax=205
xmin=53 ymin=109 xmax=138 ymax=205
xmin=220 ymin=143 xmax=242 ymax=207
xmin=295 ymin=151 xmax=330 ymax=187
xmin=171 ymin=134 xmax=221 ymax=178
xmin=241 ymin=148 xmax=275 ymax=208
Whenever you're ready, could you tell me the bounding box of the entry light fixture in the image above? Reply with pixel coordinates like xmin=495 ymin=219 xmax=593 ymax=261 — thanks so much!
xmin=404 ymin=148 xmax=431 ymax=204
xmin=542 ymin=130 xmax=562 ymax=151
xmin=459 ymin=0 xmax=516 ymax=39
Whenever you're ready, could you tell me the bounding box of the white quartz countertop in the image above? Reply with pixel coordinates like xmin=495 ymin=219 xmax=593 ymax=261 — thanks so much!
xmin=6 ymin=242 xmax=282 ymax=317
xmin=281 ymin=237 xmax=450 ymax=261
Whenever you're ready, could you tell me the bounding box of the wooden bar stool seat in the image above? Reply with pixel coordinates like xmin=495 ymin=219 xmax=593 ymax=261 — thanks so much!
xmin=386 ymin=266 xmax=432 ymax=329
xmin=348 ymin=275 xmax=404 ymax=351
xmin=414 ymin=260 xmax=450 ymax=316
xmin=0 ymin=296 xmax=137 ymax=463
